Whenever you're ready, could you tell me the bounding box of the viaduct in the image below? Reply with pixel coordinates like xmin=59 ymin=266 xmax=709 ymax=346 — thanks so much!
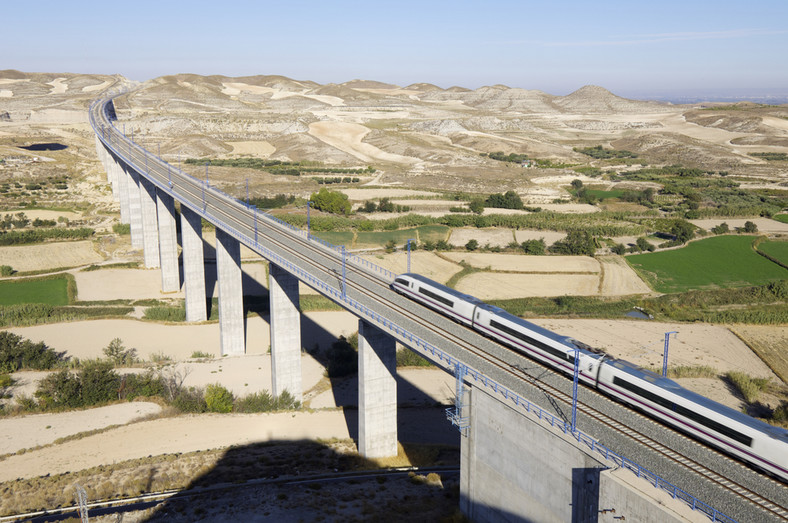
xmin=89 ymin=95 xmax=781 ymax=522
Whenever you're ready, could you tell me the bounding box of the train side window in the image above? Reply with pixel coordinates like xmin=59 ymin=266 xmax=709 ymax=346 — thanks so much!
xmin=395 ymin=278 xmax=409 ymax=286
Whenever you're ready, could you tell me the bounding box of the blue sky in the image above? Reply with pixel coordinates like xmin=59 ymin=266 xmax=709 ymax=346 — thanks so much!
xmin=3 ymin=0 xmax=787 ymax=98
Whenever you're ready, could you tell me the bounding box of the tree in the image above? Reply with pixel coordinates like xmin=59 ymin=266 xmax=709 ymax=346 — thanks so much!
xmin=743 ymin=221 xmax=758 ymax=233
xmin=486 ymin=190 xmax=524 ymax=210
xmin=521 ymin=239 xmax=546 ymax=255
xmin=465 ymin=239 xmax=479 ymax=251
xmin=468 ymin=198 xmax=485 ymax=215
xmin=670 ymin=220 xmax=696 ymax=243
xmin=309 ymin=188 xmax=351 ymax=215
xmin=549 ymin=230 xmax=596 ymax=256
xmin=636 ymin=237 xmax=652 ymax=251
xmin=611 ymin=243 xmax=626 ymax=255
xmin=571 ymin=179 xmax=584 ymax=191
xmin=711 ymin=222 xmax=730 ymax=235
xmin=103 ymin=338 xmax=137 ymax=365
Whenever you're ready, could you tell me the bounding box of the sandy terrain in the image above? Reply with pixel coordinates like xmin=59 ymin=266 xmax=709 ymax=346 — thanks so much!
xmin=308 ymin=121 xmax=420 ymax=165
xmin=448 ymin=228 xmax=516 ymax=248
xmin=7 ymin=311 xmax=361 ymax=362
xmin=359 ymin=251 xmax=461 ymax=282
xmin=456 ymin=272 xmax=600 ymax=298
xmin=689 ymin=218 xmax=788 ymax=234
xmin=514 ymin=229 xmax=567 ymax=245
xmin=0 ymin=241 xmax=103 ymax=272
xmin=0 ymin=402 xmax=162 ymax=455
xmin=342 ymin=188 xmax=440 ymax=200
xmin=598 ymin=255 xmax=654 ymax=295
xmin=441 ymin=252 xmax=599 ymax=273
xmin=227 ymin=140 xmax=275 ymax=156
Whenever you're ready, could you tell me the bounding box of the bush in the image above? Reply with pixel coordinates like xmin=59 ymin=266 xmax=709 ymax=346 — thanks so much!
xmin=172 ymin=387 xmax=207 ymax=412
xmin=385 ymin=239 xmax=397 ymax=253
xmin=773 ymin=401 xmax=788 ymax=422
xmin=0 ymin=265 xmax=13 ymax=276
xmin=396 ymin=349 xmax=433 ymax=368
xmin=711 ymin=222 xmax=730 ymax=235
xmin=35 ymin=369 xmax=82 ymax=408
xmin=725 ymin=371 xmax=770 ymax=403
xmin=103 ymin=338 xmax=137 ymax=365
xmin=80 ymin=361 xmax=121 ymax=405
xmin=0 ymin=331 xmax=67 ymax=372
xmin=205 ymin=383 xmax=234 ymax=413
xmin=611 ymin=243 xmax=626 ymax=255
xmin=234 ymin=390 xmax=301 ymax=412
xmin=309 ymin=188 xmax=351 ymax=215
xmin=465 ymin=239 xmax=479 ymax=251
xmin=120 ymin=371 xmax=165 ymax=400
xmin=549 ymin=230 xmax=596 ymax=256
xmin=113 ymin=223 xmax=131 ymax=235
xmin=521 ymin=239 xmax=546 ymax=255
xmin=743 ymin=221 xmax=758 ymax=233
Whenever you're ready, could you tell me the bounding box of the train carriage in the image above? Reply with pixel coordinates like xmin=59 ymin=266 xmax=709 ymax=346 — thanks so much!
xmin=390 ymin=272 xmax=788 ymax=482
xmin=597 ymin=359 xmax=788 ymax=480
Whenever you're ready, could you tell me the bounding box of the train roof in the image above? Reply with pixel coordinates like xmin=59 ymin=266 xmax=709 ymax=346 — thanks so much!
xmin=397 ymin=273 xmax=484 ymax=304
xmin=608 ymin=359 xmax=788 ymax=440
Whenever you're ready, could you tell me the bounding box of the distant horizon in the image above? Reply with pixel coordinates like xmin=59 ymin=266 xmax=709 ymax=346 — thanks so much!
xmin=4 ymin=66 xmax=787 ymax=106
xmin=3 ymin=0 xmax=786 ymax=104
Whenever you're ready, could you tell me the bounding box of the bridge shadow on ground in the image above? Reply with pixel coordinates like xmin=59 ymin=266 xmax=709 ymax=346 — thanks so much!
xmin=116 ymin=439 xmax=461 ymax=521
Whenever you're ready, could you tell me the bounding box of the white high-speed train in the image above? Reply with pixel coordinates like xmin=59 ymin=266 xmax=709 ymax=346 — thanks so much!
xmin=391 ymin=273 xmax=788 ymax=482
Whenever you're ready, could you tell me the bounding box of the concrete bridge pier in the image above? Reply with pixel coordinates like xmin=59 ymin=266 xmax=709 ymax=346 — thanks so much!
xmin=138 ymin=177 xmax=160 ymax=269
xmin=180 ymin=206 xmax=207 ymax=322
xmin=269 ymin=263 xmax=302 ymax=402
xmin=113 ymin=156 xmax=130 ymax=224
xmin=216 ymin=228 xmax=245 ymax=355
xmin=124 ymin=165 xmax=144 ymax=249
xmin=156 ymin=190 xmax=180 ymax=292
xmin=358 ymin=320 xmax=398 ymax=458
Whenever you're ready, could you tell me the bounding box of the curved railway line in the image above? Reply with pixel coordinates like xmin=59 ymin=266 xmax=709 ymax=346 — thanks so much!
xmin=91 ymin=97 xmax=788 ymax=522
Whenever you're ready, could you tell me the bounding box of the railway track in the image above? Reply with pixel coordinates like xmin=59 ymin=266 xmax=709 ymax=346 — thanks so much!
xmin=93 ymin=99 xmax=788 ymax=521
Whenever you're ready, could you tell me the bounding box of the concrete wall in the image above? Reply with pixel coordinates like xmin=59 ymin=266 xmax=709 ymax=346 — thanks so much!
xmin=461 ymin=386 xmax=698 ymax=523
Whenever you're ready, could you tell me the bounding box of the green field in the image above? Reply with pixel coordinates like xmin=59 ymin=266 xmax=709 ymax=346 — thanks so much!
xmin=0 ymin=277 xmax=69 ymax=306
xmin=627 ymin=235 xmax=788 ymax=293
xmin=774 ymin=214 xmax=788 ymax=224
xmin=356 ymin=229 xmax=418 ymax=248
xmin=583 ymin=189 xmax=625 ymax=200
xmin=416 ymin=224 xmax=450 ymax=242
xmin=311 ymin=231 xmax=354 ymax=247
xmin=757 ymin=240 xmax=788 ymax=266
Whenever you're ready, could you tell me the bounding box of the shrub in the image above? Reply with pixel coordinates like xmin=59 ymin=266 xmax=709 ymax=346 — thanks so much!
xmin=120 ymin=371 xmax=165 ymax=400
xmin=396 ymin=349 xmax=433 ymax=367
xmin=0 ymin=265 xmax=13 ymax=276
xmin=172 ymin=387 xmax=207 ymax=413
xmin=0 ymin=331 xmax=66 ymax=372
xmin=725 ymin=371 xmax=770 ymax=403
xmin=204 ymin=383 xmax=234 ymax=413
xmin=385 ymin=240 xmax=397 ymax=253
xmin=711 ymin=222 xmax=730 ymax=235
xmin=611 ymin=243 xmax=626 ymax=255
xmin=468 ymin=198 xmax=485 ymax=215
xmin=80 ymin=361 xmax=121 ymax=405
xmin=521 ymin=239 xmax=546 ymax=255
xmin=103 ymin=338 xmax=138 ymax=365
xmin=234 ymin=389 xmax=300 ymax=412
xmin=549 ymin=230 xmax=596 ymax=256
xmin=465 ymin=239 xmax=479 ymax=251
xmin=743 ymin=221 xmax=758 ymax=233
xmin=35 ymin=369 xmax=82 ymax=408
xmin=773 ymin=401 xmax=788 ymax=422
xmin=113 ymin=223 xmax=131 ymax=235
